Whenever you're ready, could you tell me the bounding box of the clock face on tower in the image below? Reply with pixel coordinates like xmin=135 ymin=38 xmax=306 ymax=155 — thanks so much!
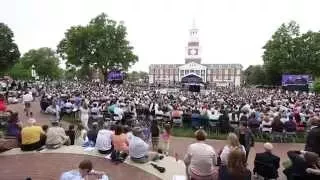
xmin=188 ymin=48 xmax=198 ymax=55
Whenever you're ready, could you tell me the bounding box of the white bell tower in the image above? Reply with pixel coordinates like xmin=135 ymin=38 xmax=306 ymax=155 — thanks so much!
xmin=185 ymin=19 xmax=201 ymax=64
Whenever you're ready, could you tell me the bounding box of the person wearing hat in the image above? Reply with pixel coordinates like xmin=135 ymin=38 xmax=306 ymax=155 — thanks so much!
xmin=129 ymin=127 xmax=159 ymax=164
xmin=20 ymin=118 xmax=45 ymax=151
xmin=45 ymin=121 xmax=70 ymax=149
xmin=305 ymin=116 xmax=320 ymax=156
xmin=253 ymin=142 xmax=280 ymax=180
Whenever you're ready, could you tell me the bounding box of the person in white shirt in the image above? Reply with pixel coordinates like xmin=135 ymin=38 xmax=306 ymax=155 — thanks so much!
xmin=129 ymin=127 xmax=159 ymax=164
xmin=184 ymin=129 xmax=217 ymax=179
xmin=46 ymin=121 xmax=70 ymax=149
xmin=79 ymin=103 xmax=89 ymax=130
xmin=220 ymin=133 xmax=246 ymax=166
xmin=22 ymin=91 xmax=33 ymax=116
xmin=113 ymin=104 xmax=124 ymax=121
xmin=95 ymin=123 xmax=113 ymax=154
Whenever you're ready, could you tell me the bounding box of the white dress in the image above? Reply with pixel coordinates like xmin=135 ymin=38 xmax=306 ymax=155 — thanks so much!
xmin=80 ymin=107 xmax=89 ymax=129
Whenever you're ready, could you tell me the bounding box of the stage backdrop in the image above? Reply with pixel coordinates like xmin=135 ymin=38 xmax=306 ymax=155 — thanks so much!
xmin=281 ymin=75 xmax=311 ymax=86
xmin=107 ymin=70 xmax=124 ymax=81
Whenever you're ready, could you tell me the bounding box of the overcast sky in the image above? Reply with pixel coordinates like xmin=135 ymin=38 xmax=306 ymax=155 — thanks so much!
xmin=1 ymin=0 xmax=320 ymax=71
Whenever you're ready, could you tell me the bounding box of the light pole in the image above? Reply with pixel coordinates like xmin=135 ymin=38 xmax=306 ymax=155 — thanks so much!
xmin=31 ymin=65 xmax=36 ymax=81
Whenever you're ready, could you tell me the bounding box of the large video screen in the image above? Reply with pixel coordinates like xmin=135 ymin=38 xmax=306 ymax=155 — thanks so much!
xmin=282 ymin=75 xmax=310 ymax=86
xmin=107 ymin=70 xmax=123 ymax=81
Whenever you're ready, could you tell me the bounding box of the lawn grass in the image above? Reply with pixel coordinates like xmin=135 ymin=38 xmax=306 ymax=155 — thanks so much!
xmin=172 ymin=127 xmax=306 ymax=143
xmin=61 ymin=116 xmax=306 ymax=143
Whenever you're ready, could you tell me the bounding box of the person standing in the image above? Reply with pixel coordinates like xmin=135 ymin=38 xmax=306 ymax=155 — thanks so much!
xmin=22 ymin=91 xmax=33 ymax=117
xmin=79 ymin=103 xmax=89 ymax=130
xmin=161 ymin=123 xmax=172 ymax=156
xmin=305 ymin=117 xmax=320 ymax=156
xmin=151 ymin=120 xmax=160 ymax=151
xmin=235 ymin=121 xmax=254 ymax=160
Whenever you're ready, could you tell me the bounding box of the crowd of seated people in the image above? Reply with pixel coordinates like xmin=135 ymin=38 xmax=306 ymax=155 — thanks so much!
xmin=2 ymin=81 xmax=320 ymax=180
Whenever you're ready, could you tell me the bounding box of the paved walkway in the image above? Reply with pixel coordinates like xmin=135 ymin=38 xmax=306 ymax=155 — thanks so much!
xmin=0 ymin=153 xmax=161 ymax=180
xmin=3 ymin=101 xmax=305 ymax=179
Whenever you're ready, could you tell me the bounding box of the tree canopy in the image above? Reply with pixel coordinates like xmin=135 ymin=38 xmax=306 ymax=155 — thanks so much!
xmin=243 ymin=65 xmax=267 ymax=85
xmin=262 ymin=21 xmax=320 ymax=85
xmin=20 ymin=47 xmax=62 ymax=79
xmin=0 ymin=23 xmax=20 ymax=74
xmin=57 ymin=13 xmax=138 ymax=76
xmin=127 ymin=71 xmax=148 ymax=82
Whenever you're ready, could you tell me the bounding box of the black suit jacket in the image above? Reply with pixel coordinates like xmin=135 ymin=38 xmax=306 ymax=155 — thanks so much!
xmin=305 ymin=126 xmax=320 ymax=155
xmin=253 ymin=152 xmax=280 ymax=178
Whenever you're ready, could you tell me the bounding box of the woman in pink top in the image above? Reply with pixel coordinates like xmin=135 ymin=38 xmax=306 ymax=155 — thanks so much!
xmin=112 ymin=125 xmax=129 ymax=152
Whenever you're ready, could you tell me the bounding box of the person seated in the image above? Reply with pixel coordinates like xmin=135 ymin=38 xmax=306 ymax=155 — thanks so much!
xmin=63 ymin=100 xmax=74 ymax=114
xmin=111 ymin=125 xmax=129 ymax=154
xmin=271 ymin=116 xmax=284 ymax=133
xmin=184 ymin=129 xmax=218 ymax=180
xmin=40 ymin=95 xmax=50 ymax=112
xmin=284 ymin=116 xmax=297 ymax=132
xmin=91 ymin=103 xmax=101 ymax=120
xmin=40 ymin=124 xmax=48 ymax=145
xmin=75 ymin=124 xmax=87 ymax=146
xmin=248 ymin=115 xmax=260 ymax=129
xmin=129 ymin=127 xmax=159 ymax=164
xmin=60 ymin=159 xmax=109 ymax=180
xmin=87 ymin=122 xmax=99 ymax=145
xmin=285 ymin=150 xmax=320 ymax=180
xmin=20 ymin=119 xmax=45 ymax=151
xmin=191 ymin=109 xmax=201 ymax=129
xmin=45 ymin=102 xmax=58 ymax=115
xmin=296 ymin=120 xmax=305 ymax=132
xmin=45 ymin=121 xmax=70 ymax=149
xmin=261 ymin=117 xmax=272 ymax=133
xmin=113 ymin=104 xmax=124 ymax=121
xmin=7 ymin=96 xmax=19 ymax=104
xmin=6 ymin=112 xmax=21 ymax=137
xmin=95 ymin=123 xmax=113 ymax=154
xmin=65 ymin=125 xmax=76 ymax=145
xmin=219 ymin=149 xmax=251 ymax=180
xmin=123 ymin=125 xmax=133 ymax=142
xmin=253 ymin=143 xmax=280 ymax=180
xmin=0 ymin=95 xmax=7 ymax=112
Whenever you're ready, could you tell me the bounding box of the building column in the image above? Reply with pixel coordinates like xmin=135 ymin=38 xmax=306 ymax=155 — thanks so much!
xmin=204 ymin=69 xmax=207 ymax=83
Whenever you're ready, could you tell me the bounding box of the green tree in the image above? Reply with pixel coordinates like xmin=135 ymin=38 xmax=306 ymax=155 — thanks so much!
xmin=127 ymin=71 xmax=148 ymax=82
xmin=8 ymin=62 xmax=31 ymax=80
xmin=0 ymin=23 xmax=20 ymax=74
xmin=20 ymin=47 xmax=62 ymax=79
xmin=262 ymin=21 xmax=320 ymax=84
xmin=57 ymin=13 xmax=138 ymax=77
xmin=263 ymin=21 xmax=300 ymax=85
xmin=243 ymin=65 xmax=267 ymax=85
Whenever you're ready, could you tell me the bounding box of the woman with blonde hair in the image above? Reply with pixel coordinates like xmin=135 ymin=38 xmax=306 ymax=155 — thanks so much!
xmin=220 ymin=149 xmax=251 ymax=180
xmin=219 ymin=133 xmax=246 ymax=165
